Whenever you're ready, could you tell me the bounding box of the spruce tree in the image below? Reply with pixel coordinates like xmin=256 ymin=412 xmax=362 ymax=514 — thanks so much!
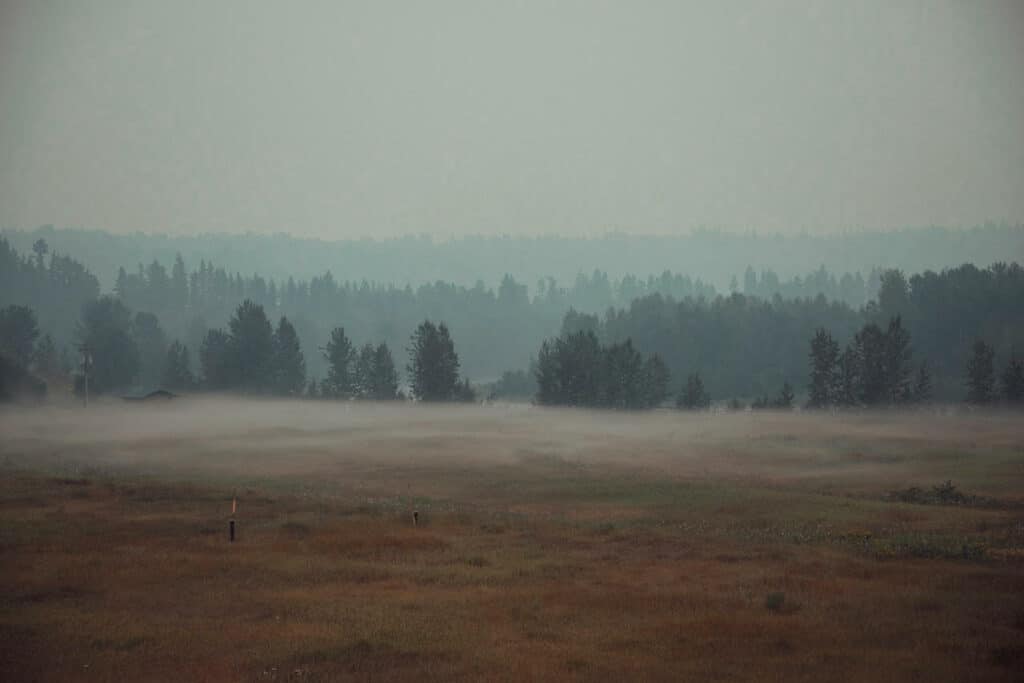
xmin=807 ymin=328 xmax=839 ymax=408
xmin=965 ymin=339 xmax=996 ymax=405
xmin=408 ymin=320 xmax=461 ymax=401
xmin=1001 ymin=356 xmax=1024 ymax=405
xmin=883 ymin=316 xmax=913 ymax=404
xmin=161 ymin=340 xmax=194 ymax=391
xmin=677 ymin=373 xmax=710 ymax=410
xmin=641 ymin=354 xmax=671 ymax=408
xmin=323 ymin=326 xmax=356 ymax=398
xmin=227 ymin=300 xmax=274 ymax=393
xmin=913 ymin=361 xmax=933 ymax=404
xmin=271 ymin=316 xmax=306 ymax=396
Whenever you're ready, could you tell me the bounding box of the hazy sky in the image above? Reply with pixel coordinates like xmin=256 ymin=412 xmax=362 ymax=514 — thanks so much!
xmin=1 ymin=1 xmax=1022 ymax=239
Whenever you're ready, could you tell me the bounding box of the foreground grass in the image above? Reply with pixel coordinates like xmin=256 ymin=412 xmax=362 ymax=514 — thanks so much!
xmin=1 ymin=401 xmax=1023 ymax=681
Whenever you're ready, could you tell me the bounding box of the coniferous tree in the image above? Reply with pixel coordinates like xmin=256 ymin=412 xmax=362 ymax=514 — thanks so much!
xmin=0 ymin=304 xmax=39 ymax=367
xmin=161 ymin=340 xmax=194 ymax=391
xmin=367 ymin=343 xmax=400 ymax=400
xmin=807 ymin=328 xmax=839 ymax=408
xmin=199 ymin=328 xmax=233 ymax=390
xmin=408 ymin=320 xmax=462 ymax=401
xmin=641 ymin=353 xmax=671 ymax=408
xmin=883 ymin=316 xmax=913 ymax=404
xmin=32 ymin=333 xmax=63 ymax=380
xmin=227 ymin=300 xmax=274 ymax=393
xmin=1000 ymin=356 xmax=1023 ymax=405
xmin=677 ymin=373 xmax=710 ymax=410
xmin=271 ymin=316 xmax=306 ymax=396
xmin=602 ymin=339 xmax=644 ymax=409
xmin=913 ymin=361 xmax=933 ymax=404
xmin=306 ymin=377 xmax=319 ymax=399
xmin=853 ymin=323 xmax=887 ymax=405
xmin=323 ymin=326 xmax=356 ymax=398
xmin=965 ymin=339 xmax=996 ymax=405
xmin=835 ymin=345 xmax=861 ymax=407
xmin=534 ymin=339 xmax=562 ymax=405
xmin=132 ymin=312 xmax=167 ymax=389
xmin=77 ymin=297 xmax=139 ymax=394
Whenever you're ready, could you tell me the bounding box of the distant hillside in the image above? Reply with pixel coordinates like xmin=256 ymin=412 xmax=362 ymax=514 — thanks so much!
xmin=3 ymin=224 xmax=1021 ymax=293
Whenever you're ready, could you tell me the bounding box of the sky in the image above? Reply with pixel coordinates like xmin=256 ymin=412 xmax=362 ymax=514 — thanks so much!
xmin=1 ymin=1 xmax=1022 ymax=239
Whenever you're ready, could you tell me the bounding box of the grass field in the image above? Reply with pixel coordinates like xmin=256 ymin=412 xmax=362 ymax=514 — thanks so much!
xmin=1 ymin=399 xmax=1023 ymax=681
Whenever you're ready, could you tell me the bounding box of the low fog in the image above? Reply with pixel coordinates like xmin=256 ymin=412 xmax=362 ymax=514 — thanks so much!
xmin=3 ymin=398 xmax=1022 ymax=502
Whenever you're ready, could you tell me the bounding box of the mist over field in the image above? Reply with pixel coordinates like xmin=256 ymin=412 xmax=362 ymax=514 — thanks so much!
xmin=3 ymin=1 xmax=1024 ymax=680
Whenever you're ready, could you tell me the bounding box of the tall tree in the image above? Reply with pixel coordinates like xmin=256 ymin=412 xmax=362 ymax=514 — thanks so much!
xmin=407 ymin=320 xmax=461 ymax=401
xmin=883 ymin=316 xmax=913 ymax=404
xmin=199 ymin=329 xmax=233 ymax=390
xmin=677 ymin=373 xmax=710 ymax=410
xmin=913 ymin=361 xmax=933 ymax=404
xmin=355 ymin=342 xmax=400 ymax=400
xmin=323 ymin=326 xmax=356 ymax=398
xmin=602 ymin=339 xmax=645 ymax=409
xmin=853 ymin=323 xmax=888 ymax=405
xmin=965 ymin=339 xmax=996 ymax=405
xmin=271 ymin=316 xmax=306 ymax=396
xmin=0 ymin=305 xmax=39 ymax=367
xmin=835 ymin=345 xmax=861 ymax=407
xmin=228 ymin=300 xmax=274 ymax=393
xmin=641 ymin=353 xmax=671 ymax=408
xmin=77 ymin=297 xmax=139 ymax=394
xmin=161 ymin=340 xmax=194 ymax=391
xmin=1000 ymin=356 xmax=1023 ymax=405
xmin=132 ymin=312 xmax=168 ymax=389
xmin=534 ymin=339 xmax=562 ymax=405
xmin=807 ymin=328 xmax=839 ymax=408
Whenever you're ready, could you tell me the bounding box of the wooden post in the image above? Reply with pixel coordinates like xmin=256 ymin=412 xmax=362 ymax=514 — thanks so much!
xmin=412 ymin=510 xmax=419 ymax=527
xmin=229 ymin=519 xmax=235 ymax=542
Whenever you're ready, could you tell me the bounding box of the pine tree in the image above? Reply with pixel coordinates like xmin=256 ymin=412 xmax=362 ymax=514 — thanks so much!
xmin=161 ymin=340 xmax=194 ymax=391
xmin=835 ymin=345 xmax=861 ymax=408
xmin=369 ymin=343 xmax=400 ymax=400
xmin=807 ymin=328 xmax=839 ymax=408
xmin=602 ymin=339 xmax=644 ymax=409
xmin=271 ymin=316 xmax=306 ymax=396
xmin=641 ymin=354 xmax=671 ymax=408
xmin=677 ymin=373 xmax=710 ymax=410
xmin=354 ymin=343 xmax=376 ymax=398
xmin=199 ymin=329 xmax=232 ymax=390
xmin=913 ymin=361 xmax=933 ymax=404
xmin=407 ymin=320 xmax=461 ymax=401
xmin=1001 ymin=356 xmax=1024 ymax=405
xmin=534 ymin=339 xmax=561 ymax=405
xmin=323 ymin=326 xmax=356 ymax=398
xmin=854 ymin=323 xmax=887 ymax=405
xmin=883 ymin=316 xmax=913 ymax=404
xmin=227 ymin=300 xmax=274 ymax=393
xmin=965 ymin=339 xmax=996 ymax=405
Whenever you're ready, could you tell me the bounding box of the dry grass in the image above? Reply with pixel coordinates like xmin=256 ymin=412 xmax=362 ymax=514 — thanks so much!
xmin=1 ymin=399 xmax=1023 ymax=681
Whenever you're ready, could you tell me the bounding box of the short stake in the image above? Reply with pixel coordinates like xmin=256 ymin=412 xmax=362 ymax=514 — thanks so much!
xmin=229 ymin=518 xmax=236 ymax=542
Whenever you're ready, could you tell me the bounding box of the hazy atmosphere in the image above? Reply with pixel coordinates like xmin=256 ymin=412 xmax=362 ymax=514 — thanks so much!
xmin=2 ymin=1 xmax=1024 ymax=238
xmin=3 ymin=3 xmax=1024 ymax=681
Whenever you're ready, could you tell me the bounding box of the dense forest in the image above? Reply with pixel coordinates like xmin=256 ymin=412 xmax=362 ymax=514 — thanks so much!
xmin=3 ymin=224 xmax=1020 ymax=294
xmin=1 ymin=234 xmax=1023 ymax=404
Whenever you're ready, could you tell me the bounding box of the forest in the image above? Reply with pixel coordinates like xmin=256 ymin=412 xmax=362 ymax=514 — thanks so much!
xmin=1 ymin=234 xmax=1023 ymax=406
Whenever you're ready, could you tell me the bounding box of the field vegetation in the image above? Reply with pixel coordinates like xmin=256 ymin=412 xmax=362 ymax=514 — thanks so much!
xmin=1 ymin=399 xmax=1023 ymax=681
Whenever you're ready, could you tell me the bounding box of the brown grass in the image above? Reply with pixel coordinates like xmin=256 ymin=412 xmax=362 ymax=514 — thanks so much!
xmin=1 ymin=399 xmax=1023 ymax=681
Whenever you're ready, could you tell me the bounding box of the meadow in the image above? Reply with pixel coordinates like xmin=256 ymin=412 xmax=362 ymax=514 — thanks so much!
xmin=1 ymin=399 xmax=1023 ymax=681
